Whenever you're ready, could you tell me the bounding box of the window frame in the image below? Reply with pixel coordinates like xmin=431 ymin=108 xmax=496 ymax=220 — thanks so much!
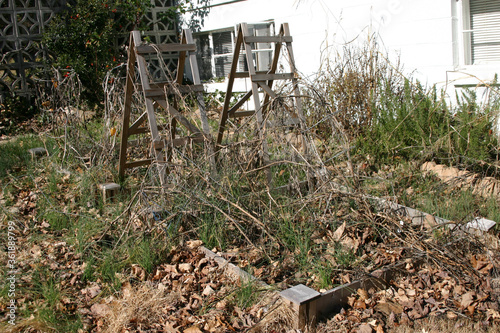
xmin=457 ymin=0 xmax=500 ymax=66
xmin=194 ymin=21 xmax=275 ymax=82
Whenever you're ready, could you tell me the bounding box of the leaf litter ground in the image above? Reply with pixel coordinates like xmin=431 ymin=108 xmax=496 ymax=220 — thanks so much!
xmin=1 ymin=158 xmax=500 ymax=332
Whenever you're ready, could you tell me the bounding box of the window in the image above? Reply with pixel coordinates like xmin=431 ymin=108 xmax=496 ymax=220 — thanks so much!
xmin=462 ymin=0 xmax=500 ymax=65
xmin=194 ymin=22 xmax=274 ymax=81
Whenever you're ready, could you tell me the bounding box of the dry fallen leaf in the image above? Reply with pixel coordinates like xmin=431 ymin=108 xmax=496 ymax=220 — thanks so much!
xmin=374 ymin=301 xmax=403 ymax=315
xmin=81 ymin=284 xmax=101 ymax=299
xmin=358 ymin=288 xmax=369 ymax=302
xmin=131 ymin=264 xmax=147 ymax=281
xmin=186 ymin=240 xmax=203 ymax=250
xmin=460 ymin=291 xmax=475 ymax=309
xmin=183 ymin=325 xmax=203 ymax=333
xmin=332 ymin=221 xmax=346 ymax=241
xmin=179 ymin=263 xmax=194 ymax=273
xmin=90 ymin=303 xmax=110 ymax=317
xmin=357 ymin=323 xmax=373 ymax=333
xmin=202 ymin=285 xmax=215 ymax=296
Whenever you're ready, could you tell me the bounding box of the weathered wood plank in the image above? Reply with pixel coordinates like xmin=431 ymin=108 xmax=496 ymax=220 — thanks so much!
xmin=257 ymin=82 xmax=277 ymax=98
xmin=251 ymin=73 xmax=294 ymax=81
xmin=118 ymin=33 xmax=138 ymax=179
xmin=125 ymin=159 xmax=154 ymax=169
xmin=136 ymin=43 xmax=196 ymax=54
xmin=230 ymin=110 xmax=255 ymax=118
xmin=244 ymin=36 xmax=293 ymax=43
xmin=217 ymin=22 xmax=244 ymax=146
xmin=233 ymin=70 xmax=269 ymax=78
xmin=145 ymin=84 xmax=204 ymax=97
xmin=241 ymin=23 xmax=272 ymax=185
xmin=128 ymin=112 xmax=147 ymax=133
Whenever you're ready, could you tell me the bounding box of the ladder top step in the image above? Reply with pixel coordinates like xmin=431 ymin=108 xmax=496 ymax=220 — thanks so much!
xmin=244 ymin=36 xmax=293 ymax=43
xmin=136 ymin=43 xmax=196 ymax=54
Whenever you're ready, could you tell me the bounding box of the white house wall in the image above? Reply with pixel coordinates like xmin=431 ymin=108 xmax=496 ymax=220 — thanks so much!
xmin=184 ymin=0 xmax=500 ymax=103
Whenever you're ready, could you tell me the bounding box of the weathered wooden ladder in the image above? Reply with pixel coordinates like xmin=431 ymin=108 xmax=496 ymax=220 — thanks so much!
xmin=118 ymin=29 xmax=214 ymax=187
xmin=216 ymin=23 xmax=307 ymax=185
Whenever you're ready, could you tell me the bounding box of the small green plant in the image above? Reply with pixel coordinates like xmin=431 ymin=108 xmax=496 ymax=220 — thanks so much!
xmin=31 ymin=267 xmax=82 ymax=331
xmin=99 ymin=249 xmax=123 ymax=291
xmin=315 ymin=262 xmax=335 ymax=290
xmin=233 ymin=279 xmax=260 ymax=309
xmin=275 ymin=209 xmax=313 ymax=268
xmin=129 ymin=236 xmax=163 ymax=274
xmin=82 ymin=256 xmax=96 ymax=282
xmin=41 ymin=211 xmax=71 ymax=231
xmin=334 ymin=244 xmax=357 ymax=268
xmin=198 ymin=210 xmax=228 ymax=250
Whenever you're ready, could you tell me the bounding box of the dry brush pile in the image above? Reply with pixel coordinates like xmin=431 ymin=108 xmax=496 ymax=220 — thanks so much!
xmin=1 ymin=35 xmax=500 ymax=332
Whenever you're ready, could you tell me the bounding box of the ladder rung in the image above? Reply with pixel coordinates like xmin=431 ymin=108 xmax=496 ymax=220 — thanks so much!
xmin=244 ymin=36 xmax=293 ymax=43
xmin=152 ymin=135 xmax=205 ymax=149
xmin=230 ymin=110 xmax=255 ymax=118
xmin=233 ymin=71 xmax=269 ymax=79
xmin=145 ymin=84 xmax=204 ymax=97
xmin=125 ymin=159 xmax=154 ymax=169
xmin=128 ymin=125 xmax=168 ymax=135
xmin=129 ymin=124 xmax=168 ymax=135
xmin=136 ymin=43 xmax=196 ymax=54
xmin=171 ymin=135 xmax=205 ymax=147
xmin=252 ymin=73 xmax=294 ymax=81
xmin=128 ymin=126 xmax=150 ymax=135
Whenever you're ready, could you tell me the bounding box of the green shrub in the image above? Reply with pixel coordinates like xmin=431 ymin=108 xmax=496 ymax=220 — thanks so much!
xmin=41 ymin=0 xmax=153 ymax=108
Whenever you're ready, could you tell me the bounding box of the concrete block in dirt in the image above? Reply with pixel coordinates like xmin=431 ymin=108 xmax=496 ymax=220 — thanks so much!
xmin=28 ymin=147 xmax=47 ymax=160
xmin=280 ymin=284 xmax=321 ymax=330
xmin=97 ymin=183 xmax=121 ymax=203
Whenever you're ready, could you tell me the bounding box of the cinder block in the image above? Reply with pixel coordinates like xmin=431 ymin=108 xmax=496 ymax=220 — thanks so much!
xmin=280 ymin=284 xmax=321 ymax=330
xmin=28 ymin=147 xmax=47 ymax=160
xmin=97 ymin=183 xmax=121 ymax=203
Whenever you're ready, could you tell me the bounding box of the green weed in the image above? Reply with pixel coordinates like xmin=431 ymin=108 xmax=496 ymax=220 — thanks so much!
xmin=275 ymin=210 xmax=313 ymax=268
xmin=98 ymin=249 xmax=123 ymax=291
xmin=315 ymin=262 xmax=335 ymax=290
xmin=40 ymin=210 xmax=71 ymax=231
xmin=198 ymin=210 xmax=228 ymax=250
xmin=233 ymin=279 xmax=260 ymax=309
xmin=334 ymin=244 xmax=357 ymax=268
xmin=82 ymin=256 xmax=96 ymax=282
xmin=128 ymin=236 xmax=163 ymax=274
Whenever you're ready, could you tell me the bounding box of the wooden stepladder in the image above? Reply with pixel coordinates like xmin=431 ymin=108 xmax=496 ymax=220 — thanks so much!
xmin=118 ymin=29 xmax=214 ymax=186
xmin=216 ymin=23 xmax=307 ymax=184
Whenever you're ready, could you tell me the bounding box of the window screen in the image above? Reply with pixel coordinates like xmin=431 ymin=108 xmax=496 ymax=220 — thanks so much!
xmin=470 ymin=0 xmax=500 ymax=63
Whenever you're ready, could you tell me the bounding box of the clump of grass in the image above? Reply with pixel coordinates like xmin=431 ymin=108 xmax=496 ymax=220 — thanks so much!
xmin=128 ymin=236 xmax=166 ymax=274
xmin=39 ymin=210 xmax=71 ymax=230
xmin=0 ymin=135 xmax=55 ymax=177
xmin=29 ymin=267 xmax=82 ymax=332
xmin=232 ymin=279 xmax=261 ymax=309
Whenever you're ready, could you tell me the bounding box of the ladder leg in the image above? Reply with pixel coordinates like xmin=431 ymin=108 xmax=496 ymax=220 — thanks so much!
xmin=196 ymin=92 xmax=218 ymax=179
xmin=118 ymin=34 xmax=137 ymax=180
xmin=241 ymin=23 xmax=272 ymax=185
xmin=283 ymin=23 xmax=315 ymax=190
xmin=146 ymin=98 xmax=167 ymax=187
